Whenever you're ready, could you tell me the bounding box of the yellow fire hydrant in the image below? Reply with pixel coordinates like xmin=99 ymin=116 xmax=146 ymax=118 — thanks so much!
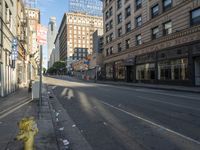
xmin=16 ymin=117 xmax=38 ymax=150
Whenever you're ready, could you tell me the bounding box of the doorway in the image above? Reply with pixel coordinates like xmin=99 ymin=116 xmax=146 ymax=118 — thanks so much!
xmin=126 ymin=66 xmax=134 ymax=82
xmin=194 ymin=57 xmax=200 ymax=86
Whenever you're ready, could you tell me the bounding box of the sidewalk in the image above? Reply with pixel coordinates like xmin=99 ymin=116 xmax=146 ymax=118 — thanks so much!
xmin=96 ymin=80 xmax=200 ymax=93
xmin=0 ymin=87 xmax=59 ymax=150
xmin=51 ymin=75 xmax=200 ymax=93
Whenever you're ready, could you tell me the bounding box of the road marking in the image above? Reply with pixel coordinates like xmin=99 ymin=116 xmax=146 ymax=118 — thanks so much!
xmin=0 ymin=99 xmax=33 ymax=120
xmin=100 ymin=100 xmax=200 ymax=145
xmin=137 ymin=96 xmax=200 ymax=111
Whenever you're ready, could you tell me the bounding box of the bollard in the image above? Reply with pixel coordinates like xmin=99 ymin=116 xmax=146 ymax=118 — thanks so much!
xmin=16 ymin=117 xmax=38 ymax=150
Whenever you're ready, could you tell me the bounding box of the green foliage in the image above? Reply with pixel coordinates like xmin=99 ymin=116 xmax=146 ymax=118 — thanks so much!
xmin=53 ymin=61 xmax=66 ymax=70
xmin=47 ymin=61 xmax=66 ymax=75
xmin=43 ymin=67 xmax=47 ymax=74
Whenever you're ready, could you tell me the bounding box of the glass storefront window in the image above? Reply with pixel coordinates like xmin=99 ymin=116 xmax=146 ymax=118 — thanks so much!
xmin=158 ymin=58 xmax=189 ymax=80
xmin=106 ymin=63 xmax=113 ymax=79
xmin=136 ymin=63 xmax=155 ymax=80
xmin=115 ymin=61 xmax=125 ymax=80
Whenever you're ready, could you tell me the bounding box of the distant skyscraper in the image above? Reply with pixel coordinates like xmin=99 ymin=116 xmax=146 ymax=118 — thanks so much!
xmin=69 ymin=0 xmax=102 ymax=16
xmin=47 ymin=17 xmax=57 ymax=67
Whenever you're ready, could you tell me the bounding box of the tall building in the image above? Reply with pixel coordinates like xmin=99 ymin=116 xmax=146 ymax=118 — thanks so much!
xmin=93 ymin=29 xmax=103 ymax=53
xmin=0 ymin=0 xmax=18 ymax=97
xmin=47 ymin=17 xmax=57 ymax=68
xmin=58 ymin=12 xmax=103 ymax=69
xmin=0 ymin=0 xmax=29 ymax=97
xmin=54 ymin=33 xmax=60 ymax=63
xmin=69 ymin=0 xmax=103 ymax=16
xmin=102 ymin=0 xmax=200 ymax=86
xmin=25 ymin=7 xmax=40 ymax=80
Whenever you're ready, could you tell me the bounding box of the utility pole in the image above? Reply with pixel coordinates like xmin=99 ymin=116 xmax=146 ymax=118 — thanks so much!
xmin=39 ymin=45 xmax=42 ymax=108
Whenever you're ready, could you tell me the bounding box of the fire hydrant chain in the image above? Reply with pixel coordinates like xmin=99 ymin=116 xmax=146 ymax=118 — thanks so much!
xmin=16 ymin=117 xmax=38 ymax=150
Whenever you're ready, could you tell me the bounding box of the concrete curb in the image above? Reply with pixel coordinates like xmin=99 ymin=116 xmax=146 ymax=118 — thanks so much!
xmin=46 ymin=85 xmax=93 ymax=150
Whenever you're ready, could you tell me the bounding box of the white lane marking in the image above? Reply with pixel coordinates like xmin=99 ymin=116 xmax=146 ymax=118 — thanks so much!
xmin=100 ymin=100 xmax=200 ymax=145
xmin=0 ymin=99 xmax=33 ymax=119
xmin=137 ymin=96 xmax=200 ymax=111
xmin=61 ymin=88 xmax=68 ymax=96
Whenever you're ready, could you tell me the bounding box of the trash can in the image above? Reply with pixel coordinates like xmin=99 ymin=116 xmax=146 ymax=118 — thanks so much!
xmin=32 ymin=81 xmax=39 ymax=100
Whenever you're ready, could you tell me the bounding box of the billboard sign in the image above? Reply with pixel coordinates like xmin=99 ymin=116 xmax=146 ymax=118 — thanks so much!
xmin=37 ymin=24 xmax=47 ymax=45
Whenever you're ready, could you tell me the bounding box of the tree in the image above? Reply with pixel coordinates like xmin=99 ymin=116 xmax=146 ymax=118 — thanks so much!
xmin=43 ymin=67 xmax=47 ymax=74
xmin=53 ymin=61 xmax=66 ymax=70
xmin=47 ymin=67 xmax=56 ymax=74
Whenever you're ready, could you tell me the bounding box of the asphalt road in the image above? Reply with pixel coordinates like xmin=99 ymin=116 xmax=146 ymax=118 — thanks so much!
xmin=44 ymin=76 xmax=200 ymax=150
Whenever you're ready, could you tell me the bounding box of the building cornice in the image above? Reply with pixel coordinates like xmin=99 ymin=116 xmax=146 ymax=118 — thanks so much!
xmin=104 ymin=25 xmax=200 ymax=61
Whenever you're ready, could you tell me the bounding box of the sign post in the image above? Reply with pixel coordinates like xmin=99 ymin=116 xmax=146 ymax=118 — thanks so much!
xmin=36 ymin=24 xmax=47 ymax=110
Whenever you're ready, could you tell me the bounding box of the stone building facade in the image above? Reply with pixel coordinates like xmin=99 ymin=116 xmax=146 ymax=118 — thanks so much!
xmin=58 ymin=12 xmax=103 ymax=69
xmin=102 ymin=0 xmax=200 ymax=86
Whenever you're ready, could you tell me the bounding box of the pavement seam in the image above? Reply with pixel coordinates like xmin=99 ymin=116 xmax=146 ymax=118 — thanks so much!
xmin=0 ymin=97 xmax=32 ymax=115
xmin=0 ymin=99 xmax=33 ymax=120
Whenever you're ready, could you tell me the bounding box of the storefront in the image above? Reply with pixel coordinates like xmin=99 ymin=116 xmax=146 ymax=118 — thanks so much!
xmin=114 ymin=60 xmax=125 ymax=80
xmin=135 ymin=52 xmax=156 ymax=83
xmin=105 ymin=63 xmax=114 ymax=80
xmin=192 ymin=42 xmax=200 ymax=86
xmin=124 ymin=58 xmax=134 ymax=82
xmin=194 ymin=57 xmax=200 ymax=86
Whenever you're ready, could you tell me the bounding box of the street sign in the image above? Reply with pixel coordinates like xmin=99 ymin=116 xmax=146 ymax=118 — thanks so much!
xmin=37 ymin=24 xmax=47 ymax=45
xmin=11 ymin=37 xmax=18 ymax=61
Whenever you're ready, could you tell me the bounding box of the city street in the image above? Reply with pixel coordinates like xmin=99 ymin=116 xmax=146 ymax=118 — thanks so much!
xmin=44 ymin=76 xmax=200 ymax=150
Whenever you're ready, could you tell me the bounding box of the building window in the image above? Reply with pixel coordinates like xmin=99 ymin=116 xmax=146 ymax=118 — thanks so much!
xmin=109 ymin=20 xmax=113 ymax=29
xmin=115 ymin=61 xmax=125 ymax=80
xmin=105 ymin=0 xmax=109 ymax=6
xmin=109 ymin=7 xmax=113 ymax=16
xmin=117 ymin=0 xmax=122 ymax=9
xmin=110 ymin=33 xmax=114 ymax=41
xmin=126 ymin=39 xmax=130 ymax=49
xmin=136 ymin=15 xmax=142 ymax=27
xmin=117 ymin=13 xmax=122 ymax=24
xmin=106 ymin=63 xmax=114 ymax=79
xmin=118 ymin=27 xmax=122 ymax=37
xmin=151 ymin=4 xmax=159 ymax=18
xmin=51 ymin=23 xmax=53 ymax=31
xmin=152 ymin=26 xmax=159 ymax=40
xmin=163 ymin=21 xmax=172 ymax=36
xmin=135 ymin=0 xmax=142 ymax=10
xmin=163 ymin=0 xmax=172 ymax=12
xmin=106 ymin=48 xmax=109 ymax=56
xmin=126 ymin=22 xmax=131 ymax=33
xmin=106 ymin=35 xmax=110 ymax=43
xmin=136 ymin=63 xmax=156 ymax=80
xmin=158 ymin=58 xmax=189 ymax=80
xmin=110 ymin=47 xmax=113 ymax=54
xmin=106 ymin=23 xmax=109 ymax=32
xmin=118 ymin=43 xmax=122 ymax=52
xmin=136 ymin=34 xmax=142 ymax=45
xmin=106 ymin=11 xmax=109 ymax=20
xmin=191 ymin=8 xmax=200 ymax=26
xmin=125 ymin=5 xmax=131 ymax=18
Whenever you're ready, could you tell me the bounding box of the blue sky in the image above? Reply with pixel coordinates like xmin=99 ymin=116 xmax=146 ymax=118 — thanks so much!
xmin=37 ymin=0 xmax=68 ymax=68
